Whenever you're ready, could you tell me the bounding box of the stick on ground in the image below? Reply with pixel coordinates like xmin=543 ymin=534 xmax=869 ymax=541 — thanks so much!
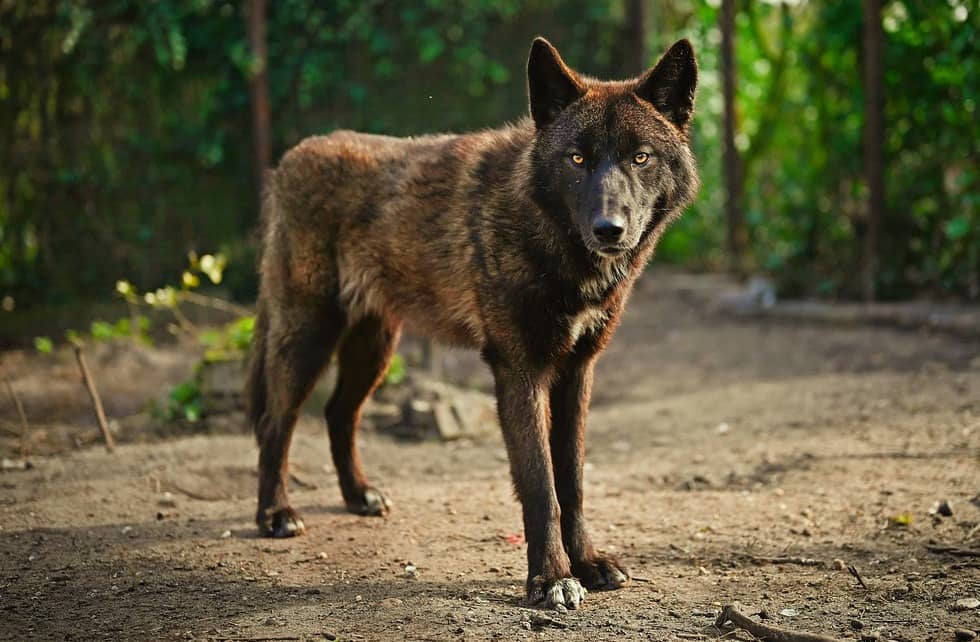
xmin=715 ymin=605 xmax=841 ymax=642
xmin=4 ymin=380 xmax=30 ymax=458
xmin=847 ymin=563 xmax=868 ymax=589
xmin=744 ymin=555 xmax=825 ymax=567
xmin=73 ymin=345 xmax=116 ymax=452
xmin=927 ymin=544 xmax=980 ymax=558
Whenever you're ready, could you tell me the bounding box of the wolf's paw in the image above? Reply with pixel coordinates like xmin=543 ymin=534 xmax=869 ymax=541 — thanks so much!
xmin=527 ymin=576 xmax=587 ymax=610
xmin=573 ymin=554 xmax=629 ymax=591
xmin=257 ymin=506 xmax=306 ymax=538
xmin=345 ymin=487 xmax=391 ymax=517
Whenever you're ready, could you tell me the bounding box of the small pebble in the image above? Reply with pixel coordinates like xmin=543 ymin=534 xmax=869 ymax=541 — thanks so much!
xmin=954 ymin=598 xmax=980 ymax=611
xmin=317 ymin=551 xmax=328 ymax=559
xmin=954 ymin=629 xmax=977 ymax=641
xmin=553 ymin=603 xmax=568 ymax=614
xmin=220 ymin=530 xmax=232 ymax=539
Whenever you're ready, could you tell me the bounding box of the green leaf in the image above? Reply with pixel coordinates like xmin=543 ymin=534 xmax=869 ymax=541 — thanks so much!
xmin=34 ymin=336 xmax=53 ymax=354
xmin=384 ymin=353 xmax=406 ymax=386
xmin=945 ymin=216 xmax=970 ymax=240
xmin=170 ymin=380 xmax=200 ymax=405
xmin=90 ymin=320 xmax=115 ymax=341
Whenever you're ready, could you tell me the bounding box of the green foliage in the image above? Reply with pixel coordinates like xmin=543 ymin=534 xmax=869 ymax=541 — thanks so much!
xmin=1 ymin=1 xmax=977 ymax=302
xmin=200 ymin=315 xmax=255 ymax=362
xmin=163 ymin=378 xmax=204 ymax=423
xmin=384 ymin=353 xmax=407 ymax=386
xmin=88 ymin=316 xmax=152 ymax=344
xmin=33 ymin=336 xmax=53 ymax=354
xmin=160 ymin=314 xmax=252 ymax=425
xmin=663 ymin=1 xmax=979 ymax=299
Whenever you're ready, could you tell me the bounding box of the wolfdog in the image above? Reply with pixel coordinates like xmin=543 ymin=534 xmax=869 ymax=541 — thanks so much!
xmin=248 ymin=36 xmax=699 ymax=609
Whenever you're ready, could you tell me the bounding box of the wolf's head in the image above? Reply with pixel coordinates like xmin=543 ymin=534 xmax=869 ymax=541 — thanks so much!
xmin=527 ymin=38 xmax=700 ymax=260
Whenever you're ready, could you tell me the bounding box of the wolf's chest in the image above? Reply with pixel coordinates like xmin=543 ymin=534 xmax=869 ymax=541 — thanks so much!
xmin=565 ymin=305 xmax=610 ymax=345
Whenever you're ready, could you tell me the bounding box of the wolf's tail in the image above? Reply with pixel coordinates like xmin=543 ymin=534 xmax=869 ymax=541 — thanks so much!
xmin=247 ymin=172 xmax=277 ymax=441
xmin=246 ymin=301 xmax=269 ymax=441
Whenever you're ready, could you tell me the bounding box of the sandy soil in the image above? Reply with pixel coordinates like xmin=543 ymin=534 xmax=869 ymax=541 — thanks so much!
xmin=1 ymin=271 xmax=979 ymax=641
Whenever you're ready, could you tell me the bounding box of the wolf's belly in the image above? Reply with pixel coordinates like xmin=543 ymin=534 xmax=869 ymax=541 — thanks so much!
xmin=337 ymin=250 xmax=484 ymax=349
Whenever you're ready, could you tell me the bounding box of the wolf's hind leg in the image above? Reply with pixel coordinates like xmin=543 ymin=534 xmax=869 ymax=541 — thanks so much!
xmin=325 ymin=313 xmax=402 ymax=516
xmin=252 ymin=300 xmax=346 ymax=537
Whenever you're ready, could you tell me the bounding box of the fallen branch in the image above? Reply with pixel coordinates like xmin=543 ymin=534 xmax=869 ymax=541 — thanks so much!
xmin=168 ymin=483 xmax=227 ymax=501
xmin=181 ymin=290 xmax=253 ymax=317
xmin=4 ymin=380 xmax=30 ymax=458
xmin=73 ymin=345 xmax=116 ymax=452
xmin=927 ymin=544 xmax=980 ymax=558
xmin=847 ymin=564 xmax=868 ymax=589
xmin=289 ymin=472 xmax=318 ymax=490
xmin=715 ymin=605 xmax=841 ymax=642
xmin=744 ymin=555 xmax=825 ymax=567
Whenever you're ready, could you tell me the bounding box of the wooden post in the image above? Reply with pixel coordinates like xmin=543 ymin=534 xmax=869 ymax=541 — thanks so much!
xmin=624 ymin=0 xmax=647 ymax=73
xmin=862 ymin=0 xmax=885 ymax=302
xmin=721 ymin=0 xmax=745 ymax=275
xmin=246 ymin=0 xmax=271 ymax=208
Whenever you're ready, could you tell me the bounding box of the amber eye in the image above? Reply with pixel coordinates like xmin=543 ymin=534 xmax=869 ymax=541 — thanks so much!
xmin=571 ymin=153 xmax=585 ymax=165
xmin=634 ymin=152 xmax=650 ymax=165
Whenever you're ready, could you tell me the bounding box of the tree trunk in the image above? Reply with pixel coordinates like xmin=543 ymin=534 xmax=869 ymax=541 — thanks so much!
xmin=246 ymin=0 xmax=271 ymax=210
xmin=624 ymin=0 xmax=647 ymax=74
xmin=862 ymin=0 xmax=884 ymax=302
xmin=721 ymin=0 xmax=745 ymax=274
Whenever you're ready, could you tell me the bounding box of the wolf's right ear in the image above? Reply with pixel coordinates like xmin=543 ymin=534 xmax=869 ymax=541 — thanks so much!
xmin=527 ymin=37 xmax=586 ymax=128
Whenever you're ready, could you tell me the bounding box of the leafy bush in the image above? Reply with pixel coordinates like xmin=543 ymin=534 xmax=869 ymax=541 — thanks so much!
xmin=199 ymin=316 xmax=255 ymax=363
xmin=164 ymin=378 xmax=204 ymax=423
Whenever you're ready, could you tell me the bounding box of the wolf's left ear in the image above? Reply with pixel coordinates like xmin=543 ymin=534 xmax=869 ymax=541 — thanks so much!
xmin=527 ymin=37 xmax=586 ymax=128
xmin=635 ymin=39 xmax=698 ymax=130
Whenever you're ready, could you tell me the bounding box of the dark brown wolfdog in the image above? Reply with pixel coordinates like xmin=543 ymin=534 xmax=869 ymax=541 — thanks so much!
xmin=247 ymin=37 xmax=699 ymax=609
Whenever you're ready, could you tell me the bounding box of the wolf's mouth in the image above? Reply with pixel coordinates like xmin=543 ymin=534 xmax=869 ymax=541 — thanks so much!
xmin=594 ymin=244 xmax=629 ymax=259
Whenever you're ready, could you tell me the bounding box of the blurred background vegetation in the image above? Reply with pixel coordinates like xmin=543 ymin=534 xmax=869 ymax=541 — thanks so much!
xmin=1 ymin=0 xmax=977 ymax=315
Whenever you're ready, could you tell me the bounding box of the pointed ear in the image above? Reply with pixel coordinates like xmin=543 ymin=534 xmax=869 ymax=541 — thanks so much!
xmin=635 ymin=39 xmax=698 ymax=130
xmin=527 ymin=37 xmax=586 ymax=128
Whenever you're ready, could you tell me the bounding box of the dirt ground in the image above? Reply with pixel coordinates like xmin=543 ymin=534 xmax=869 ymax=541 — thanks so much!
xmin=2 ymin=271 xmax=979 ymax=641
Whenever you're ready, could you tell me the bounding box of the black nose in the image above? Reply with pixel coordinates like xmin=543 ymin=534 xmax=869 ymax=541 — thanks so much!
xmin=592 ymin=219 xmax=625 ymax=244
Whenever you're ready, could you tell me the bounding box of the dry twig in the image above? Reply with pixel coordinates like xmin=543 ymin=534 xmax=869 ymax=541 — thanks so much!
xmin=847 ymin=564 xmax=868 ymax=589
xmin=4 ymin=380 xmax=30 ymax=458
xmin=715 ymin=604 xmax=841 ymax=642
xmin=926 ymin=544 xmax=980 ymax=558
xmin=744 ymin=555 xmax=825 ymax=567
xmin=181 ymin=290 xmax=253 ymax=317
xmin=73 ymin=345 xmax=116 ymax=452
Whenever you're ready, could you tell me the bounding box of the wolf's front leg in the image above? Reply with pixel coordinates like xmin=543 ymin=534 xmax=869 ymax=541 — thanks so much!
xmin=550 ymin=355 xmax=629 ymax=591
xmin=491 ymin=361 xmax=587 ymax=610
